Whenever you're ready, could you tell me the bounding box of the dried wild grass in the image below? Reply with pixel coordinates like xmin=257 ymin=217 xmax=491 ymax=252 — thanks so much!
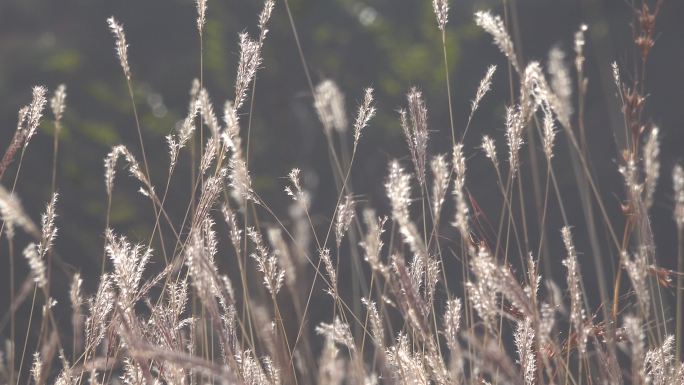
xmin=2 ymin=1 xmax=682 ymax=384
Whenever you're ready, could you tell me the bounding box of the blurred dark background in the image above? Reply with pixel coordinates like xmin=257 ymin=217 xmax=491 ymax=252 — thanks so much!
xmin=1 ymin=0 xmax=683 ymax=347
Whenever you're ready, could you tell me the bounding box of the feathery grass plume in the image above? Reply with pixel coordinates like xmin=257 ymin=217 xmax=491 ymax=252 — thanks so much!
xmin=104 ymin=144 xmax=153 ymax=198
xmin=319 ymin=248 xmax=337 ymax=295
xmin=193 ymin=169 xmax=226 ymax=230
xmin=267 ymin=227 xmax=297 ymax=286
xmin=149 ymin=281 xmax=194 ymax=355
xmin=223 ymin=100 xmax=244 ymax=157
xmin=185 ymin=80 xmax=201 ymax=115
xmin=644 ymin=336 xmax=681 ymax=385
xmin=121 ymin=357 xmax=146 ymax=385
xmin=505 ymin=105 xmax=524 ymax=176
xmin=196 ymin=0 xmax=207 ymax=33
xmin=31 ymin=352 xmax=43 ymax=385
xmin=221 ymin=203 xmax=243 ymax=252
xmin=539 ymin=302 xmax=556 ymax=348
xmin=107 ymin=17 xmax=131 ymax=80
xmin=104 ymin=145 xmax=126 ymax=197
xmin=0 ymin=185 xmax=38 ymax=238
xmin=525 ymin=253 xmax=541 ymax=303
xmin=561 ymin=226 xmax=588 ymax=355
xmin=0 ymin=86 xmax=48 ymax=178
xmin=443 ymin=297 xmax=462 ymax=352
xmin=164 ymin=280 xmax=191 ymax=325
xmin=623 ymin=247 xmax=650 ymax=319
xmin=388 ymin=254 xmax=431 ymax=340
xmin=122 ymin=146 xmax=153 ymax=196
xmin=248 ymin=227 xmax=284 ymax=296
xmin=474 ymin=11 xmax=520 ymax=73
xmin=316 ymin=317 xmax=355 ymax=351
xmin=199 ymin=136 xmax=220 ymax=174
xmin=452 ymin=143 xmax=466 ymax=194
xmin=361 ymin=297 xmax=384 ymax=349
xmin=624 ymin=316 xmax=646 ymax=385
xmin=167 ymin=101 xmax=198 ymax=170
xmin=386 ymin=160 xmax=411 ymax=223
xmin=335 ymin=194 xmax=355 ymax=248
xmin=360 ymin=209 xmax=387 ymax=274
xmin=466 ymin=246 xmax=500 ymax=329
xmin=185 ymin=220 xmax=223 ymax=314
xmin=519 ymin=64 xmax=536 ymax=121
xmin=402 ymin=87 xmax=430 ymax=187
xmin=481 ymin=135 xmax=499 ymax=168
xmin=430 ymin=154 xmax=450 ymax=221
xmin=69 ymin=273 xmax=82 ymax=310
xmin=574 ymin=24 xmax=588 ymax=74
xmin=542 ymin=103 xmax=557 ymax=161
xmin=547 ymin=46 xmax=573 ymax=125
xmin=385 ymin=333 xmax=429 ymax=384
xmin=53 ymin=351 xmax=76 ymax=385
xmin=352 ymin=87 xmax=376 ymax=148
xmin=261 ymin=356 xmax=281 ymax=385
xmin=105 ymin=229 xmax=151 ymax=308
xmin=0 ymin=107 xmax=28 ymax=180
xmin=198 ymin=88 xmax=222 ymax=138
xmin=284 ymin=168 xmax=309 ymax=204
xmin=24 ymin=192 xmax=59 ymax=287
xmin=16 ymin=106 xmax=28 ymax=132
xmin=674 ymin=164 xmax=684 ymax=226
xmin=50 ymin=84 xmax=67 ymax=123
xmin=39 ymin=192 xmax=59 ymax=256
xmin=470 ymin=244 xmax=536 ymax=327
xmin=521 ymin=62 xmax=550 ymax=122
xmin=443 ymin=299 xmax=464 ymax=382
xmin=452 ymin=143 xmax=470 ymax=240
xmin=611 ymin=61 xmax=622 ymax=92
xmin=229 ymin=158 xmax=256 ymax=202
xmin=408 ymin=251 xmax=426 ymax=290
xmin=85 ymin=274 xmax=115 ymax=350
xmin=432 ymin=0 xmax=449 ymax=31
xmin=470 ymin=65 xmax=496 ymax=118
xmin=23 ymin=86 xmax=48 ymax=148
xmin=286 ymin=168 xmax=301 ymax=193
xmin=620 ymin=158 xmax=643 ymax=204
xmin=23 ymin=243 xmax=46 ymax=288
xmin=236 ymin=350 xmax=280 ymax=385
xmin=424 ymin=255 xmax=441 ymax=306
xmin=258 ymin=0 xmax=275 ymax=40
xmin=385 ymin=160 xmax=427 ymax=257
xmin=514 ymin=317 xmax=536 ymax=385
xmin=234 ymin=33 xmax=262 ymax=112
xmin=314 ymin=79 xmax=348 ymax=134
xmin=643 ymin=126 xmax=660 ymax=209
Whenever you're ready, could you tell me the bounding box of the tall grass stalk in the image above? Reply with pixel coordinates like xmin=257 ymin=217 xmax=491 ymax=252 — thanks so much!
xmin=2 ymin=1 xmax=682 ymax=384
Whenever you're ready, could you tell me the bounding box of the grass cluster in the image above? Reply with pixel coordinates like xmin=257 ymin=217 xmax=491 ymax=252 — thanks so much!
xmin=1 ymin=0 xmax=683 ymax=384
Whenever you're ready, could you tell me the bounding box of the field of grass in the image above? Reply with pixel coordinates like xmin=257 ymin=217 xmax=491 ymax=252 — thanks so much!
xmin=1 ymin=0 xmax=683 ymax=384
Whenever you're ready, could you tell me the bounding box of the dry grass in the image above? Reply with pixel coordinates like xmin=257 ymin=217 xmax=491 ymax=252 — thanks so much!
xmin=0 ymin=0 xmax=681 ymax=384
